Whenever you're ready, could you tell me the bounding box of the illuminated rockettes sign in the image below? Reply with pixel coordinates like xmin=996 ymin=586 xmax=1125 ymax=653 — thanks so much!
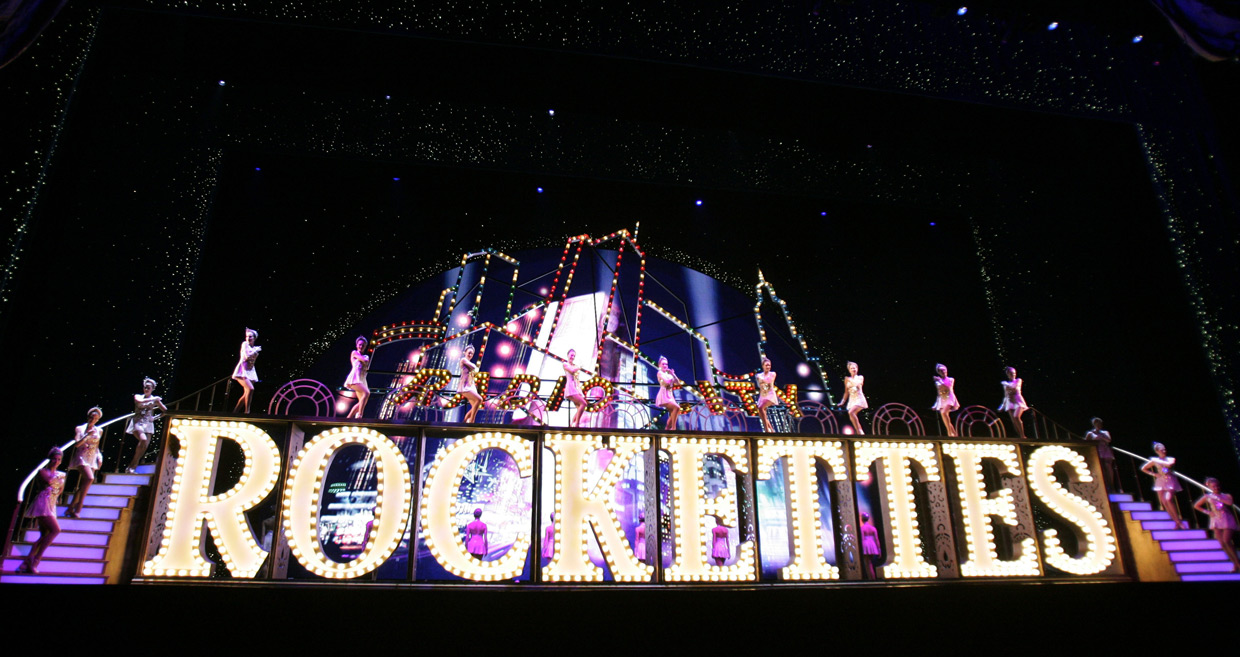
xmin=140 ymin=418 xmax=1121 ymax=584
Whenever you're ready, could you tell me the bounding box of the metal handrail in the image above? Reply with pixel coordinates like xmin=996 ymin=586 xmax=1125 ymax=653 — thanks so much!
xmin=1111 ymin=445 xmax=1240 ymax=518
xmin=169 ymin=376 xmax=232 ymax=411
xmin=15 ymin=413 xmax=133 ymax=503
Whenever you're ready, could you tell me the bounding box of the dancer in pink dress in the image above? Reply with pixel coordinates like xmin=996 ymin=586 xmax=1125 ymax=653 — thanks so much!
xmin=932 ymin=364 xmax=959 ymax=437
xmin=231 ymin=328 xmax=262 ymax=413
xmin=18 ymin=447 xmax=66 ymax=573
xmin=458 ymin=345 xmax=484 ymax=423
xmin=1193 ymin=477 xmax=1239 ymax=569
xmin=542 ymin=513 xmax=556 ymax=562
xmin=655 ymin=356 xmax=683 ymax=431
xmin=66 ymin=407 xmax=103 ymax=519
xmin=755 ymin=358 xmax=779 ymax=433
xmin=1085 ymin=417 xmax=1118 ymax=492
xmin=860 ymin=512 xmax=881 ymax=580
xmin=634 ymin=513 xmax=647 ymax=563
xmin=840 ymin=361 xmax=867 ymax=435
xmin=1141 ymin=442 xmax=1185 ymax=529
xmin=125 ymin=377 xmax=166 ymax=473
xmin=344 ymin=336 xmax=371 ymax=419
xmin=998 ymin=366 xmax=1027 ymax=439
xmin=466 ymin=507 xmax=488 ymax=559
xmin=710 ymin=516 xmax=731 ymax=566
xmin=563 ymin=349 xmax=589 ymax=428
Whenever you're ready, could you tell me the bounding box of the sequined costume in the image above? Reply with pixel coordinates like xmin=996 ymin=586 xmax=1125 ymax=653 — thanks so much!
xmin=466 ymin=519 xmax=487 ymax=557
xmin=1148 ymin=456 xmax=1181 ymax=492
xmin=70 ymin=423 xmax=102 ymax=474
xmin=999 ymin=378 xmax=1027 ymax=413
xmin=1202 ymin=493 xmax=1238 ymax=530
xmin=232 ymin=342 xmax=260 ymax=382
xmin=844 ymin=375 xmax=867 ymax=410
xmin=1086 ymin=429 xmax=1114 ymax=461
xmin=861 ymin=522 xmax=881 ymax=556
xmin=711 ymin=524 xmax=730 ymax=561
xmin=26 ymin=471 xmax=65 ymax=519
xmin=932 ymin=376 xmax=959 ymax=412
xmin=757 ymin=371 xmax=778 ymax=406
xmin=563 ymin=362 xmax=583 ymax=398
xmin=459 ymin=357 xmax=478 ymax=395
xmin=345 ymin=350 xmax=369 ymax=388
xmin=655 ymin=369 xmax=678 ymax=407
xmin=542 ymin=521 xmax=555 ymax=559
xmin=125 ymin=395 xmax=159 ymax=435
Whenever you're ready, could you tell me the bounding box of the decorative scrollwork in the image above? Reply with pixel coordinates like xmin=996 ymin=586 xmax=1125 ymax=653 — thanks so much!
xmin=955 ymin=405 xmax=1006 ymax=439
xmin=796 ymin=400 xmax=840 ymax=435
xmin=267 ymin=379 xmax=337 ymax=417
xmin=871 ymin=402 xmax=926 ymax=436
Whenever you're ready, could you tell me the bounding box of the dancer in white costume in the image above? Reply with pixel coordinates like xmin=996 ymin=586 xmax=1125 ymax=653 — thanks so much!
xmin=344 ymin=336 xmax=371 ymax=418
xmin=231 ymin=328 xmax=262 ymax=413
xmin=932 ymin=364 xmax=959 ymax=437
xmin=840 ymin=361 xmax=867 ymax=435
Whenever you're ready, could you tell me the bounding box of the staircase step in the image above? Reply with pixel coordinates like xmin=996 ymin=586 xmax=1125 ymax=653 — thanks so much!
xmin=1161 ymin=539 xmax=1230 ymax=552
xmin=80 ymin=495 xmax=132 ymax=509
xmin=1168 ymin=550 xmax=1232 ymax=563
xmin=1118 ymin=502 xmax=1152 ymax=512
xmin=134 ymin=464 xmax=156 ymax=474
xmin=56 ymin=505 xmax=120 ymax=520
xmin=1174 ymin=561 xmax=1237 ymax=574
xmin=58 ymin=518 xmax=114 ymax=533
xmin=2 ymin=558 xmax=105 ymax=575
xmin=0 ymin=573 xmax=106 ymax=585
xmin=1180 ymin=573 xmax=1240 ymax=582
xmin=1109 ymin=493 xmax=1134 ymax=502
xmin=1152 ymin=529 xmax=1207 ymax=541
xmin=24 ymin=530 xmax=111 ymax=547
xmin=1131 ymin=510 xmax=1172 ymax=521
xmin=8 ymin=544 xmax=106 ymax=560
xmin=87 ymin=483 xmax=140 ymax=496
xmin=1142 ymin=520 xmax=1181 ymax=531
xmin=104 ymin=473 xmax=151 ymax=486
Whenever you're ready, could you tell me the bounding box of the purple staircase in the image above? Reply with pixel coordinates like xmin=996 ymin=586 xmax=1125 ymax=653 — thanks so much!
xmin=1 ymin=465 xmax=153 ymax=585
xmin=1111 ymin=493 xmax=1240 ymax=582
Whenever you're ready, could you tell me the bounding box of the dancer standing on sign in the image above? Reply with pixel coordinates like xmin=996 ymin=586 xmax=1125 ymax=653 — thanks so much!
xmin=231 ymin=328 xmax=262 ymax=413
xmin=932 ymin=364 xmax=959 ymax=437
xmin=18 ymin=447 xmax=66 ymax=574
xmin=1142 ymin=442 xmax=1186 ymax=530
xmin=125 ymin=377 xmax=166 ymax=473
xmin=998 ymin=366 xmax=1027 ymax=439
xmin=466 ymin=508 xmax=488 ymax=560
xmin=563 ymin=349 xmax=589 ymax=428
xmin=1085 ymin=417 xmax=1118 ymax=492
xmin=66 ymin=407 xmax=103 ymax=519
xmin=756 ymin=357 xmax=779 ymax=433
xmin=1194 ymin=478 xmax=1240 ymax=570
xmin=458 ymin=345 xmax=484 ymax=423
xmin=840 ymin=361 xmax=867 ymax=435
xmin=711 ymin=516 xmax=730 ymax=566
xmin=655 ymin=356 xmax=683 ymax=430
xmin=344 ymin=336 xmax=371 ymax=419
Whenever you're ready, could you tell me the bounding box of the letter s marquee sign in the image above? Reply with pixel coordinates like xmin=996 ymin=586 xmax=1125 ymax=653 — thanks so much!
xmin=138 ymin=416 xmax=1125 ymax=584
